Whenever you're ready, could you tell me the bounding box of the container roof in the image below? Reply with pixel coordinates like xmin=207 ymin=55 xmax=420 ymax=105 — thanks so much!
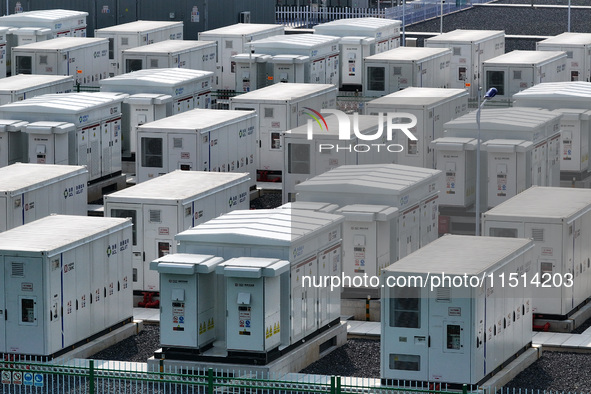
xmin=199 ymin=23 xmax=284 ymax=36
xmin=230 ymin=83 xmax=335 ymax=102
xmin=484 ymin=50 xmax=566 ymax=65
xmin=123 ymin=39 xmax=215 ymax=54
xmin=14 ymin=37 xmax=107 ymax=50
xmin=315 ymin=17 xmax=401 ymax=30
xmin=295 ymin=164 xmax=440 ymax=194
xmin=106 ymin=171 xmax=249 ymax=202
xmin=513 ymin=81 xmax=591 ymax=101
xmin=251 ymin=34 xmax=340 ymax=49
xmin=217 ymin=257 xmax=290 ymax=277
xmin=365 ymin=46 xmax=450 ymax=61
xmin=150 ymin=254 xmax=223 ymax=274
xmin=0 ymin=163 xmax=86 ymax=193
xmin=426 ymin=29 xmax=504 ymax=43
xmin=0 ymin=215 xmax=130 ymax=253
xmin=137 ymin=108 xmax=255 ymax=131
xmin=484 ymin=187 xmax=591 ymax=219
xmin=0 ymin=74 xmax=73 ymax=92
xmin=539 ymin=32 xmax=591 ymax=46
xmin=384 ymin=235 xmax=532 ymax=275
xmin=96 ymin=20 xmax=182 ymax=33
xmin=286 ymin=114 xmax=383 ymax=137
xmin=175 ymin=209 xmax=343 ymax=245
xmin=368 ymin=87 xmax=467 ymax=107
xmin=0 ymin=92 xmax=126 ymax=114
xmin=100 ymin=68 xmax=213 ymax=87
xmin=444 ymin=107 xmax=560 ymax=131
xmin=0 ymin=9 xmax=87 ymax=23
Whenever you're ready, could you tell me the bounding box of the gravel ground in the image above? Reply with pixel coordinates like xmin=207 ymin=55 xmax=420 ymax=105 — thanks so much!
xmin=250 ymin=192 xmax=283 ymax=209
xmin=300 ymin=338 xmax=380 ymax=377
xmin=407 ymin=5 xmax=591 ymax=36
xmin=90 ymin=324 xmax=160 ymax=362
xmin=504 ymin=352 xmax=591 ymax=392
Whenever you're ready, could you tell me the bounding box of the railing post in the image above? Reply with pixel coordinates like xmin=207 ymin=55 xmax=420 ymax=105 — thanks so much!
xmin=336 ymin=376 xmax=342 ymax=394
xmin=463 ymin=384 xmax=468 ymax=394
xmin=88 ymin=360 xmax=95 ymax=394
xmin=208 ymin=368 xmax=214 ymax=394
xmin=330 ymin=376 xmax=336 ymax=394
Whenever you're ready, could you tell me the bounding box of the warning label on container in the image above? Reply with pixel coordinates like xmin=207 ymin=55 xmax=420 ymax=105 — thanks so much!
xmin=354 ymin=246 xmax=365 ymax=273
xmin=497 ymin=174 xmax=507 ymax=196
xmin=239 ymin=307 xmax=251 ymax=328
xmin=1 ymin=371 xmax=11 ymax=384
xmin=172 ymin=302 xmax=185 ymax=331
xmin=563 ymin=139 xmax=572 ymax=160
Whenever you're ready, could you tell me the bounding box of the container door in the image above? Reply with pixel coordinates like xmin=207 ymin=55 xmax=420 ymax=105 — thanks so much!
xmin=143 ymin=204 xmax=178 ymax=291
xmin=399 ymin=205 xmax=420 ymax=259
xmin=89 ymin=124 xmax=102 ymax=179
xmin=290 ymin=259 xmax=307 ymax=343
xmin=138 ymin=132 xmax=167 ymax=183
xmin=318 ymin=244 xmax=341 ymax=326
xmin=258 ymin=104 xmax=285 ymax=181
xmin=102 ymin=117 xmax=122 ymax=176
xmin=168 ymin=132 xmax=197 ymax=173
xmin=385 ymin=282 xmax=429 ymax=381
xmin=420 ymin=196 xmax=438 ymax=248
xmin=4 ymin=256 xmax=44 ymax=355
xmin=428 ymin=286 xmax=471 ymax=383
xmin=221 ymin=38 xmax=239 ymax=90
xmin=109 ymin=205 xmax=143 ymax=292
xmin=0 ymin=256 xmax=4 ymax=352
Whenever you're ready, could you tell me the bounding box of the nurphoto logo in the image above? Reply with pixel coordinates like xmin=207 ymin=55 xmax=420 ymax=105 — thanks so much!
xmin=304 ymin=108 xmax=418 ymax=153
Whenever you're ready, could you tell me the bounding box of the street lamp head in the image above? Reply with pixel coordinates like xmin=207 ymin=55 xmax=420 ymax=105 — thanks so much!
xmin=484 ymin=87 xmax=498 ymax=99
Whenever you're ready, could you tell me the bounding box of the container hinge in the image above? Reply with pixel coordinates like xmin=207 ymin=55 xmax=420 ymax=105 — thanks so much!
xmin=4 ymin=309 xmax=6 ymax=321
xmin=428 ymin=336 xmax=431 ymax=347
xmin=259 ymin=140 xmax=261 ymax=148
xmin=143 ymin=252 xmax=146 ymax=262
xmin=76 ymin=300 xmax=79 ymax=310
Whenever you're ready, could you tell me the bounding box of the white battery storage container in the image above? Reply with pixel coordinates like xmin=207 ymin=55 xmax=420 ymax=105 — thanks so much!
xmin=0 ymin=163 xmax=88 ymax=232
xmin=364 ymin=47 xmax=452 ymax=97
xmin=0 ymin=28 xmax=10 ymax=79
xmin=0 ymin=119 xmax=29 ymax=168
xmin=9 ymin=27 xmax=53 ymax=47
xmin=12 ymin=37 xmax=109 ymax=86
xmin=136 ymin=108 xmax=257 ymax=184
xmin=313 ymin=17 xmax=402 ymax=53
xmin=175 ymin=208 xmax=344 ymax=348
xmin=336 ymin=204 xmax=398 ymax=284
xmin=150 ymin=254 xmax=224 ymax=350
xmin=232 ymin=54 xmax=272 ymax=93
xmin=121 ymin=40 xmax=217 ymax=74
xmin=282 ymin=114 xmax=393 ymax=204
xmin=429 ymin=137 xmax=480 ymax=208
xmin=198 ymin=23 xmax=285 ymax=90
xmin=0 ymin=215 xmax=133 ymax=357
xmin=365 ymin=87 xmax=470 ymax=169
xmin=0 ymin=92 xmax=127 ymax=182
xmin=337 ymin=37 xmax=375 ymax=91
xmin=270 ymin=55 xmax=310 ymax=84
xmin=483 ymin=50 xmax=568 ymax=103
xmin=105 ymin=170 xmax=251 ymax=292
xmin=0 ymin=9 xmax=87 ymax=37
xmin=0 ymin=74 xmax=74 ymax=105
xmin=217 ymin=257 xmax=290 ymax=355
xmin=100 ymin=68 xmax=214 ymax=158
xmin=381 ymin=235 xmax=533 ymax=385
xmin=513 ymin=82 xmax=591 ymax=174
xmin=425 ymin=30 xmax=505 ymax=99
xmin=95 ymin=21 xmax=183 ymax=77
xmin=434 ymin=107 xmax=562 ymax=209
xmin=229 ymin=83 xmax=337 ymax=183
xmin=295 ymin=164 xmax=442 ymax=259
xmin=249 ymin=34 xmax=341 ymax=86
xmin=537 ymin=33 xmax=591 ymax=82
xmin=483 ymin=187 xmax=591 ymax=318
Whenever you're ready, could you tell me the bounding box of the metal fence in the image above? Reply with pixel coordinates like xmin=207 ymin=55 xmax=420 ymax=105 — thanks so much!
xmin=276 ymin=6 xmax=386 ymax=28
xmin=0 ymin=357 xmax=586 ymax=394
xmin=0 ymin=357 xmax=461 ymax=394
xmin=276 ymin=0 xmax=494 ymax=28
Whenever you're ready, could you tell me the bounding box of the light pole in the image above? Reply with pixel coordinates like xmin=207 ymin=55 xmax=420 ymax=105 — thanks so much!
xmin=475 ymin=86 xmax=498 ymax=236
xmin=568 ymin=0 xmax=571 ymax=32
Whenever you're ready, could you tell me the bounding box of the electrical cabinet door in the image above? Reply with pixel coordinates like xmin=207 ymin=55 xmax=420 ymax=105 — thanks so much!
xmin=258 ymin=104 xmax=286 ymax=177
xmin=143 ymin=204 xmax=178 ymax=291
xmin=4 ymin=256 xmax=44 ymax=355
xmin=0 ymin=256 xmax=4 ymax=352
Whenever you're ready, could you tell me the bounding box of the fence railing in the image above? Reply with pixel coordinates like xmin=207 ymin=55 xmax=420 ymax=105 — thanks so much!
xmin=0 ymin=357 xmax=586 ymax=394
xmin=276 ymin=6 xmax=386 ymax=27
xmin=276 ymin=0 xmax=494 ymax=28
xmin=0 ymin=358 xmax=461 ymax=394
